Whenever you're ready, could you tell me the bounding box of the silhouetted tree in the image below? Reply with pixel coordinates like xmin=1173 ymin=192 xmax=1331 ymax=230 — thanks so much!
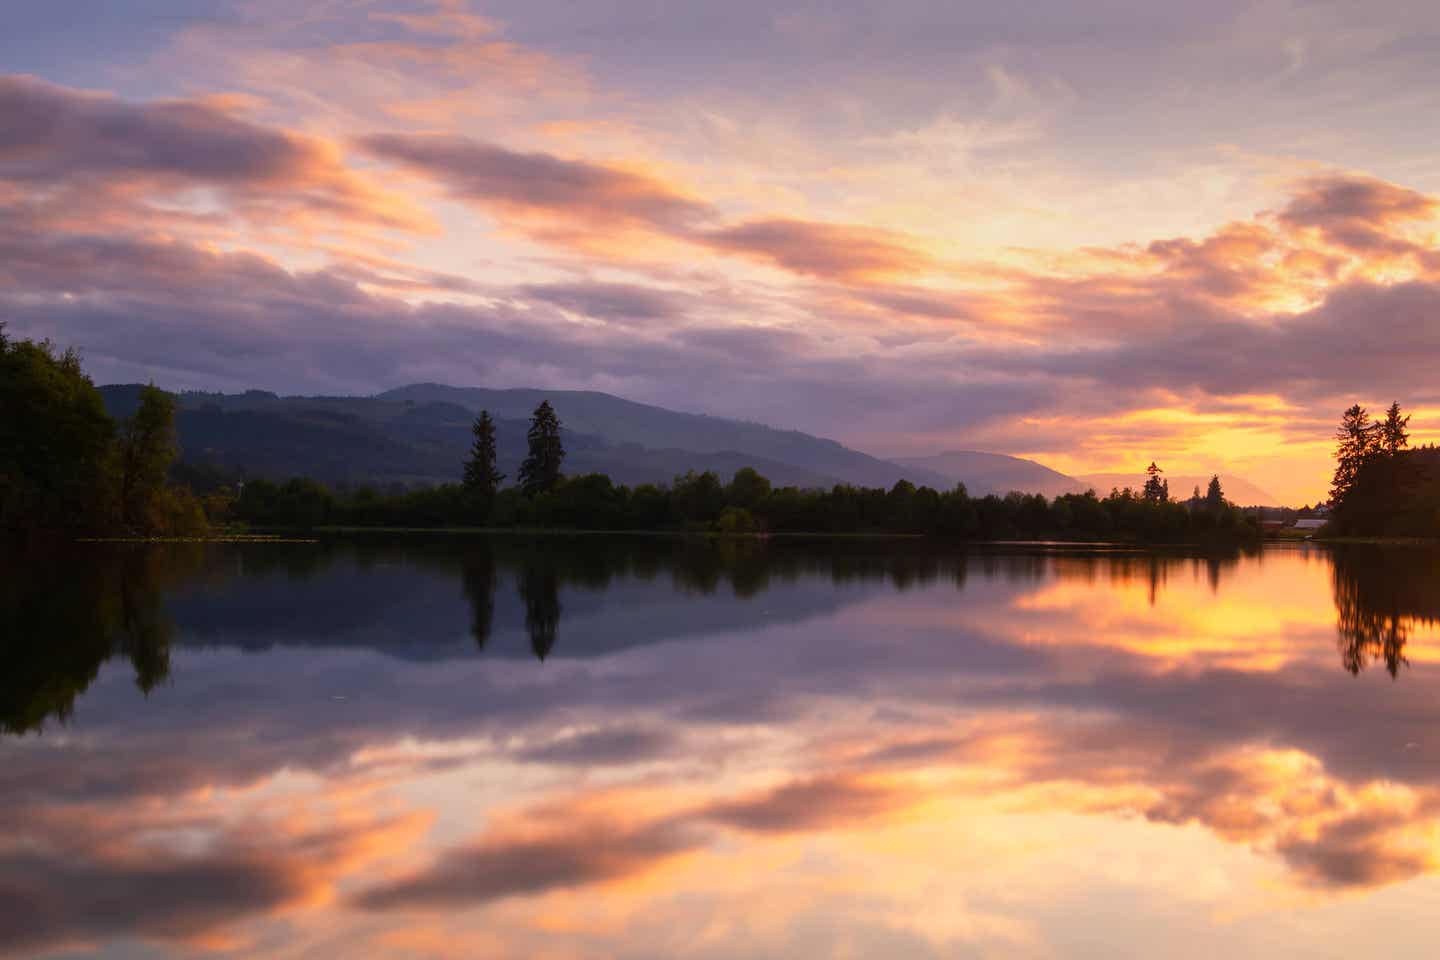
xmin=462 ymin=410 xmax=505 ymax=517
xmin=1331 ymin=404 xmax=1381 ymax=506
xmin=1381 ymin=401 xmax=1411 ymax=456
xmin=117 ymin=385 xmax=178 ymax=533
xmin=519 ymin=400 xmax=564 ymax=496
xmin=1205 ymin=475 xmax=1224 ymax=510
xmin=1142 ymin=462 xmax=1167 ymax=503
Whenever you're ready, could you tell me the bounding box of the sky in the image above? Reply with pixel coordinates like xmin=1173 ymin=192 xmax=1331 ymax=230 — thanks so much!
xmin=5 ymin=0 xmax=1440 ymax=504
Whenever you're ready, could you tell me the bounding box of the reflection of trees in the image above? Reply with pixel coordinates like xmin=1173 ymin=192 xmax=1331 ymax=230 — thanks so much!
xmin=519 ymin=564 xmax=561 ymax=661
xmin=1 ymin=544 xmax=201 ymax=734
xmin=1331 ymin=546 xmax=1440 ymax=678
xmin=459 ymin=546 xmax=496 ymax=651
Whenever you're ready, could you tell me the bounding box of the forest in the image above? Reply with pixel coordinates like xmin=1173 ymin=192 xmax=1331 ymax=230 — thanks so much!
xmin=3 ymin=328 xmax=1258 ymax=544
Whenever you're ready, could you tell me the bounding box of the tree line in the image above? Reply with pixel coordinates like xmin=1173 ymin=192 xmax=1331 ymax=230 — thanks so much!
xmin=1 ymin=327 xmax=204 ymax=538
xmin=233 ymin=401 xmax=1257 ymax=543
xmin=1327 ymin=401 xmax=1440 ymax=537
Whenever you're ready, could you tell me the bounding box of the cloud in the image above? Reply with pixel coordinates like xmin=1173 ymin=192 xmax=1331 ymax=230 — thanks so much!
xmin=1278 ymin=175 xmax=1437 ymax=254
xmin=517 ymin=281 xmax=690 ymax=324
xmin=699 ymin=218 xmax=936 ymax=282
xmin=0 ymin=73 xmax=429 ymax=233
xmin=358 ymin=132 xmax=712 ymax=234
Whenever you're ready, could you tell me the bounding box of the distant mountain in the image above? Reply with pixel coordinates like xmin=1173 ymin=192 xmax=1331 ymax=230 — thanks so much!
xmin=1077 ymin=473 xmax=1281 ymax=507
xmin=99 ymin=383 xmax=949 ymax=491
xmin=891 ymin=451 xmax=1086 ymax=498
xmin=376 ymin=384 xmax=953 ymax=489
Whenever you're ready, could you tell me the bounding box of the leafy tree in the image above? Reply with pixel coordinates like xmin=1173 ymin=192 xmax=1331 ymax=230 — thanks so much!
xmin=726 ymin=467 xmax=771 ymax=510
xmin=672 ymin=470 xmax=725 ymax=527
xmin=1331 ymin=404 xmax=1381 ymax=506
xmin=462 ymin=410 xmax=505 ymax=514
xmin=1205 ymin=474 xmax=1224 ymax=510
xmin=519 ymin=400 xmax=564 ymax=496
xmin=1142 ymin=462 xmax=1167 ymax=503
xmin=117 ymin=385 xmax=179 ymax=533
xmin=0 ymin=328 xmax=116 ymax=534
xmin=1381 ymin=401 xmax=1411 ymax=455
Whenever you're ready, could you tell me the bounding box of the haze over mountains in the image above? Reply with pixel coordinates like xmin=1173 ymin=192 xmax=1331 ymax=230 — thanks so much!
xmin=98 ymin=383 xmax=1281 ymax=504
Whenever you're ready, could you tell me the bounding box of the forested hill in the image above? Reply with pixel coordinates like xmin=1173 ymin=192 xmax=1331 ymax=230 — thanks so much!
xmin=97 ymin=384 xmax=941 ymax=491
xmin=98 ymin=382 xmax=1111 ymax=495
xmin=374 ymin=383 xmax=950 ymax=488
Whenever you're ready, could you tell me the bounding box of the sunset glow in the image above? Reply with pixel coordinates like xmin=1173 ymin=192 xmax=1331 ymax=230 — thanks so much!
xmin=9 ymin=1 xmax=1440 ymax=502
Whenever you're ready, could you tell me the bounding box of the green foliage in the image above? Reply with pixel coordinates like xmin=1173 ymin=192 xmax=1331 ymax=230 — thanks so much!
xmin=117 ymin=384 xmax=179 ymax=534
xmin=228 ymin=463 xmax=1257 ymax=544
xmin=519 ymin=400 xmax=565 ymax=496
xmin=0 ymin=331 xmax=116 ymax=534
xmin=726 ymin=467 xmax=771 ymax=509
xmin=672 ymin=470 xmax=725 ymax=528
xmin=1 ymin=333 xmax=205 ymax=538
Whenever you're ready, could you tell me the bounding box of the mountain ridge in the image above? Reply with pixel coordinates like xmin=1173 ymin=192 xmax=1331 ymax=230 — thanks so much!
xmin=98 ymin=382 xmax=1282 ymax=503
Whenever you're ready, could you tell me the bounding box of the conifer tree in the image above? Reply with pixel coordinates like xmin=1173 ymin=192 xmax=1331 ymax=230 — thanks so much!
xmin=462 ymin=410 xmax=505 ymax=506
xmin=1331 ymin=404 xmax=1381 ymax=505
xmin=1381 ymin=401 xmax=1410 ymax=455
xmin=519 ymin=400 xmax=565 ymax=496
xmin=1142 ymin=462 xmax=1167 ymax=503
xmin=1205 ymin=474 xmax=1224 ymax=509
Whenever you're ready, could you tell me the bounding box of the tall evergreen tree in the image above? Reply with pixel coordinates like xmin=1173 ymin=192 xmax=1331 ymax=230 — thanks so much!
xmin=1331 ymin=404 xmax=1381 ymax=506
xmin=1142 ymin=462 xmax=1167 ymax=503
xmin=462 ymin=410 xmax=505 ymax=507
xmin=519 ymin=400 xmax=565 ymax=496
xmin=1205 ymin=474 xmax=1224 ymax=509
xmin=1381 ymin=401 xmax=1411 ymax=455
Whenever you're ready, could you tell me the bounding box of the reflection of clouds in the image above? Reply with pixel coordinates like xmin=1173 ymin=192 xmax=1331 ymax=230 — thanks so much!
xmin=350 ymin=772 xmax=906 ymax=912
xmin=0 ymin=801 xmax=428 ymax=957
xmin=10 ymin=544 xmax=1440 ymax=956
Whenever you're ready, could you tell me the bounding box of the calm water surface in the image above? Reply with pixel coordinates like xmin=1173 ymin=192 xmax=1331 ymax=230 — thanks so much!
xmin=3 ymin=537 xmax=1439 ymax=958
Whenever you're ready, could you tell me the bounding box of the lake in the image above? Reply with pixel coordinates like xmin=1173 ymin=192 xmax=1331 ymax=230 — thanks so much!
xmin=3 ymin=537 xmax=1439 ymax=958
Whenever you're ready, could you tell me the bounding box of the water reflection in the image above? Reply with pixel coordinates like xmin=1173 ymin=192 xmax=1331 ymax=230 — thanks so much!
xmin=1331 ymin=545 xmax=1440 ymax=677
xmin=4 ymin=539 xmax=1440 ymax=958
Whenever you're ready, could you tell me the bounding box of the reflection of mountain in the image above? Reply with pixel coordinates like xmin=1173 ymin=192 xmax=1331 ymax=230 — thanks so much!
xmin=1330 ymin=545 xmax=1440 ymax=677
xmin=162 ymin=539 xmax=885 ymax=663
xmin=2 ymin=537 xmax=1260 ymax=736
